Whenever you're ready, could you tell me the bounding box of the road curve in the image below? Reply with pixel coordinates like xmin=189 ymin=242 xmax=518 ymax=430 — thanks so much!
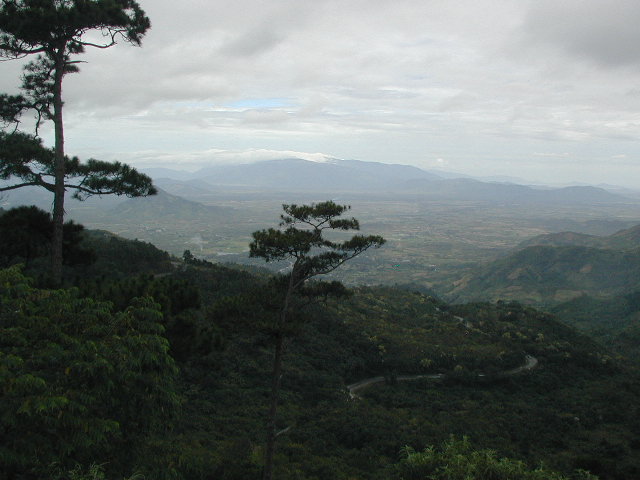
xmin=347 ymin=354 xmax=538 ymax=399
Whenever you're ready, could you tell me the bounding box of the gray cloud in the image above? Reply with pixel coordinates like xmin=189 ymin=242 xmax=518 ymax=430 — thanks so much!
xmin=1 ymin=0 xmax=640 ymax=186
xmin=522 ymin=0 xmax=640 ymax=68
xmin=220 ymin=26 xmax=285 ymax=58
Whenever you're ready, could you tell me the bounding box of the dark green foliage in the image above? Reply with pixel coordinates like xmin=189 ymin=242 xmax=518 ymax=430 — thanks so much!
xmin=247 ymin=201 xmax=385 ymax=340
xmin=201 ymin=289 xmax=640 ymax=479
xmin=392 ymin=437 xmax=597 ymax=480
xmin=4 ymin=225 xmax=640 ymax=479
xmin=79 ymin=273 xmax=206 ymax=362
xmin=78 ymin=230 xmax=172 ymax=278
xmin=183 ymin=249 xmax=215 ymax=267
xmin=451 ymin=245 xmax=640 ymax=304
xmin=0 ymin=205 xmax=95 ymax=268
xmin=161 ymin=257 xmax=638 ymax=479
xmin=0 ymin=0 xmax=150 ymax=53
xmin=0 ymin=93 xmax=30 ymax=126
xmin=0 ymin=131 xmax=53 ymax=182
xmin=0 ymin=266 xmax=179 ymax=479
xmin=552 ymin=291 xmax=640 ymax=360
xmin=250 ymin=201 xmax=385 ymax=275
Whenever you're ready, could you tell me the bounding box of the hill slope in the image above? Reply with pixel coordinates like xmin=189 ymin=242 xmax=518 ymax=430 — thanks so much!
xmin=520 ymin=223 xmax=640 ymax=250
xmin=8 ymin=228 xmax=640 ymax=479
xmin=448 ymin=245 xmax=640 ymax=304
xmin=109 ymin=187 xmax=230 ymax=220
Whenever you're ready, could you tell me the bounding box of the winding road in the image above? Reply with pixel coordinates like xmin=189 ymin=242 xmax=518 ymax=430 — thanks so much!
xmin=347 ymin=354 xmax=538 ymax=399
xmin=346 ymin=314 xmax=539 ymax=399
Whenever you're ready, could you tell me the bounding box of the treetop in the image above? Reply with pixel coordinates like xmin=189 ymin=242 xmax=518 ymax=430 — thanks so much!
xmin=250 ymin=201 xmax=385 ymax=281
xmin=280 ymin=201 xmax=359 ymax=231
xmin=0 ymin=0 xmax=151 ymax=57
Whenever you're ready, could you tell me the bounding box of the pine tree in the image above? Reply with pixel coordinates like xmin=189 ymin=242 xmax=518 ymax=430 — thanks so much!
xmin=249 ymin=200 xmax=385 ymax=480
xmin=0 ymin=0 xmax=152 ymax=284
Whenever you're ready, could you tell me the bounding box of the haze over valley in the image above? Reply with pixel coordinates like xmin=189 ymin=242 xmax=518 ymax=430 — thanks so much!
xmin=6 ymin=156 xmax=638 ymax=293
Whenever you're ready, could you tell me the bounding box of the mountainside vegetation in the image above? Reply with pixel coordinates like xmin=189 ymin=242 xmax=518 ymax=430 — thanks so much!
xmin=449 ymin=222 xmax=640 ymax=303
xmin=449 ymin=244 xmax=640 ymax=304
xmin=519 ymin=224 xmax=640 ymax=251
xmin=552 ymin=291 xmax=640 ymax=359
xmin=447 ymin=223 xmax=640 ymax=352
xmin=2 ymin=221 xmax=640 ymax=479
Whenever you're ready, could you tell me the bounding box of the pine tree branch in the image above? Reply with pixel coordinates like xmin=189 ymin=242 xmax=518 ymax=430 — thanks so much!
xmin=0 ymin=179 xmax=52 ymax=192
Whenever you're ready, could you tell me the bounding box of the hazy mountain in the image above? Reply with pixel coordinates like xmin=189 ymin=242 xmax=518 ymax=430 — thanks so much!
xmin=520 ymin=224 xmax=640 ymax=250
xmin=191 ymin=158 xmax=442 ymax=192
xmin=138 ymin=157 xmax=637 ymax=205
xmin=152 ymin=178 xmax=216 ymax=197
xmin=401 ymin=177 xmax=630 ymax=204
xmin=608 ymin=224 xmax=640 ymax=249
xmin=109 ymin=187 xmax=231 ymax=221
xmin=450 ymin=218 xmax=640 ymax=305
xmin=138 ymin=167 xmax=198 ymax=181
xmin=552 ymin=289 xmax=640 ymax=360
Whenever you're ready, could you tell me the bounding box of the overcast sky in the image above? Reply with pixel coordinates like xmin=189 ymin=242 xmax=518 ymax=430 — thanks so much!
xmin=2 ymin=0 xmax=640 ymax=187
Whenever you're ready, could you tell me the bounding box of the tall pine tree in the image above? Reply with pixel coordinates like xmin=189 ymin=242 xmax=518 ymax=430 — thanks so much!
xmin=0 ymin=0 xmax=152 ymax=284
xmin=249 ymin=201 xmax=385 ymax=480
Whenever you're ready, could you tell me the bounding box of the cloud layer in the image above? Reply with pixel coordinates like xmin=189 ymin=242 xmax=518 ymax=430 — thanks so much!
xmin=2 ymin=0 xmax=640 ymax=186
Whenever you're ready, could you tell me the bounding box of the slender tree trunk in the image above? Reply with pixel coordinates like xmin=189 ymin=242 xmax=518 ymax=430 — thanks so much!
xmin=262 ymin=331 xmax=284 ymax=480
xmin=51 ymin=51 xmax=66 ymax=285
xmin=263 ymin=267 xmax=298 ymax=480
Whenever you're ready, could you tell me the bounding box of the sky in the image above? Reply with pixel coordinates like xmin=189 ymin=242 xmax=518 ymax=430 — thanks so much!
xmin=2 ymin=0 xmax=640 ymax=187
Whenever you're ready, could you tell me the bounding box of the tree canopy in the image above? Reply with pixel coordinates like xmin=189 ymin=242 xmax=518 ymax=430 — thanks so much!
xmin=0 ymin=0 xmax=149 ymax=57
xmin=251 ymin=201 xmax=385 ymax=286
xmin=0 ymin=205 xmax=95 ymax=269
xmin=0 ymin=266 xmax=179 ymax=478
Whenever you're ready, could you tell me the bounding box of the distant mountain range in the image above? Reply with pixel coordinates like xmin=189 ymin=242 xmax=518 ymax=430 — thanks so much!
xmin=144 ymin=158 xmax=441 ymax=193
xmin=142 ymin=157 xmax=636 ymax=205
xmin=2 ymin=158 xmax=637 ymax=215
xmin=400 ymin=178 xmax=627 ymax=204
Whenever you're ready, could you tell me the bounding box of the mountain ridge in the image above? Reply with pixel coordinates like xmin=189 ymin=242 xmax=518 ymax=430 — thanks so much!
xmin=140 ymin=157 xmax=634 ymax=205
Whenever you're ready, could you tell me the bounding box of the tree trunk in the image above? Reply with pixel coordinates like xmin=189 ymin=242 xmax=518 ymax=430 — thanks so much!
xmin=51 ymin=51 xmax=66 ymax=285
xmin=262 ymin=332 xmax=284 ymax=480
xmin=263 ymin=267 xmax=298 ymax=479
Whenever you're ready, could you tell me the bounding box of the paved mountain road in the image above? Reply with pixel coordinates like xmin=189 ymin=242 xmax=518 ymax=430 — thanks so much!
xmin=347 ymin=313 xmax=539 ymax=399
xmin=347 ymin=353 xmax=538 ymax=399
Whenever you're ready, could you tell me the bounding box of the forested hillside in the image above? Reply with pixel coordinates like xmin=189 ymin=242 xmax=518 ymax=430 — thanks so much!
xmin=2 ymin=224 xmax=640 ymax=479
xmin=448 ymin=222 xmax=640 ymax=304
xmin=449 ymin=244 xmax=640 ymax=304
xmin=446 ymin=223 xmax=640 ymax=355
xmin=552 ymin=291 xmax=640 ymax=359
xmin=519 ymin=224 xmax=640 ymax=251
